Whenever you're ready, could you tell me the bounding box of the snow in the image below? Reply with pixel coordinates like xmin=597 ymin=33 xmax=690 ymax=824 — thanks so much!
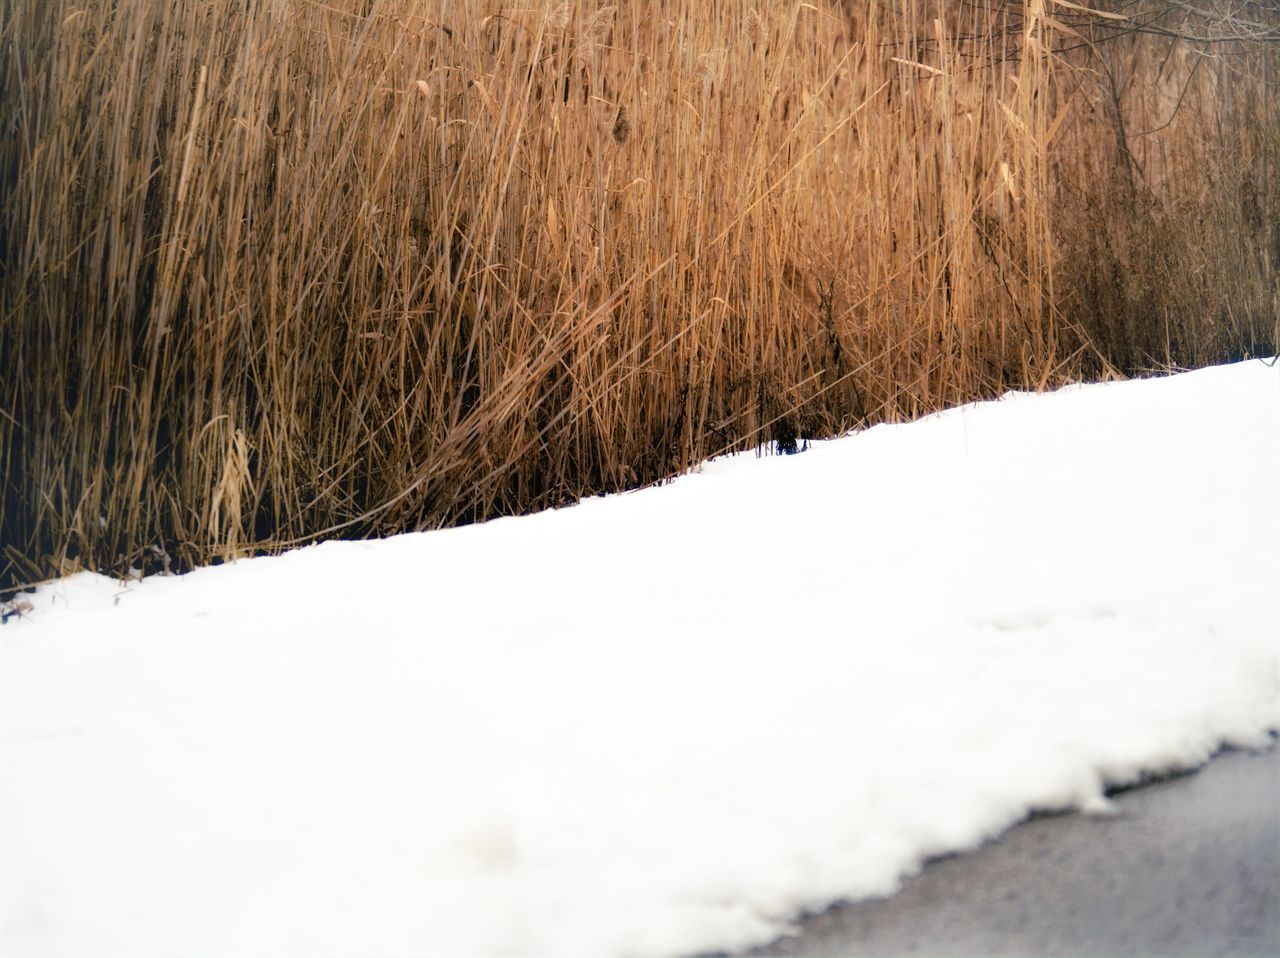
xmin=3 ymin=360 xmax=1278 ymax=958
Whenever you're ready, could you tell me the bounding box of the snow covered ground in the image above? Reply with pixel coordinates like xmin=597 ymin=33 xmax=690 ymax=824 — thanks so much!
xmin=3 ymin=360 xmax=1278 ymax=958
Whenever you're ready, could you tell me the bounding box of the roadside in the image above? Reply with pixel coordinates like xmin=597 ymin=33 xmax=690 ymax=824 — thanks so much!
xmin=746 ymin=745 xmax=1279 ymax=957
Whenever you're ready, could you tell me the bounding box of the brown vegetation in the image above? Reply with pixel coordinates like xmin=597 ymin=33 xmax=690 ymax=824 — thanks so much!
xmin=1 ymin=0 xmax=1276 ymax=588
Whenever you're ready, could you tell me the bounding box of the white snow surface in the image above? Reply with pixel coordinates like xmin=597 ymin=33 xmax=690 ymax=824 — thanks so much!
xmin=3 ymin=360 xmax=1279 ymax=957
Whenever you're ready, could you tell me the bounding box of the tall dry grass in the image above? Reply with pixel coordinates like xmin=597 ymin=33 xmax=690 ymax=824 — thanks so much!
xmin=1 ymin=0 xmax=1276 ymax=588
xmin=1050 ymin=3 xmax=1279 ymax=368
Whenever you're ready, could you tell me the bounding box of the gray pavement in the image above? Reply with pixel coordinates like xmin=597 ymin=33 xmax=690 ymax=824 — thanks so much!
xmin=743 ymin=745 xmax=1279 ymax=957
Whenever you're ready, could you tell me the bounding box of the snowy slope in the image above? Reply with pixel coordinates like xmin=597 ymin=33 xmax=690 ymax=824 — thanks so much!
xmin=3 ymin=360 xmax=1278 ymax=958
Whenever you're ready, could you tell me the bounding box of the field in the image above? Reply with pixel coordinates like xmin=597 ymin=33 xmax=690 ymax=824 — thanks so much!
xmin=1 ymin=0 xmax=1276 ymax=586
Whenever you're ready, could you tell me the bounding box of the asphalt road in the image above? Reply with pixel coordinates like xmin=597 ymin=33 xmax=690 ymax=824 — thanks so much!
xmin=742 ymin=745 xmax=1279 ymax=958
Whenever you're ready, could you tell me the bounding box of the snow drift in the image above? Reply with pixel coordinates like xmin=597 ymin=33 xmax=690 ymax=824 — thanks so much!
xmin=3 ymin=360 xmax=1278 ymax=957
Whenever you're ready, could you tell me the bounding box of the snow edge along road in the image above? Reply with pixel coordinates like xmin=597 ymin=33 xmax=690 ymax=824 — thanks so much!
xmin=3 ymin=359 xmax=1279 ymax=957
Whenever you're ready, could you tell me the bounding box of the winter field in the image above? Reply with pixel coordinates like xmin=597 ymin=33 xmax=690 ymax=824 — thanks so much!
xmin=2 ymin=359 xmax=1278 ymax=957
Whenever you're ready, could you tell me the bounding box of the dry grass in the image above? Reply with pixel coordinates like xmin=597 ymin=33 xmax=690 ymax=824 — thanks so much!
xmin=1 ymin=0 xmax=1276 ymax=588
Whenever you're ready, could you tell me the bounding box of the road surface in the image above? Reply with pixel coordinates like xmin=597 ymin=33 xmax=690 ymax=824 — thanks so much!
xmin=741 ymin=745 xmax=1279 ymax=957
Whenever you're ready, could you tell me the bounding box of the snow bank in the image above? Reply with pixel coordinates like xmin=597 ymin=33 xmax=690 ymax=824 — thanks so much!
xmin=3 ymin=360 xmax=1278 ymax=957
